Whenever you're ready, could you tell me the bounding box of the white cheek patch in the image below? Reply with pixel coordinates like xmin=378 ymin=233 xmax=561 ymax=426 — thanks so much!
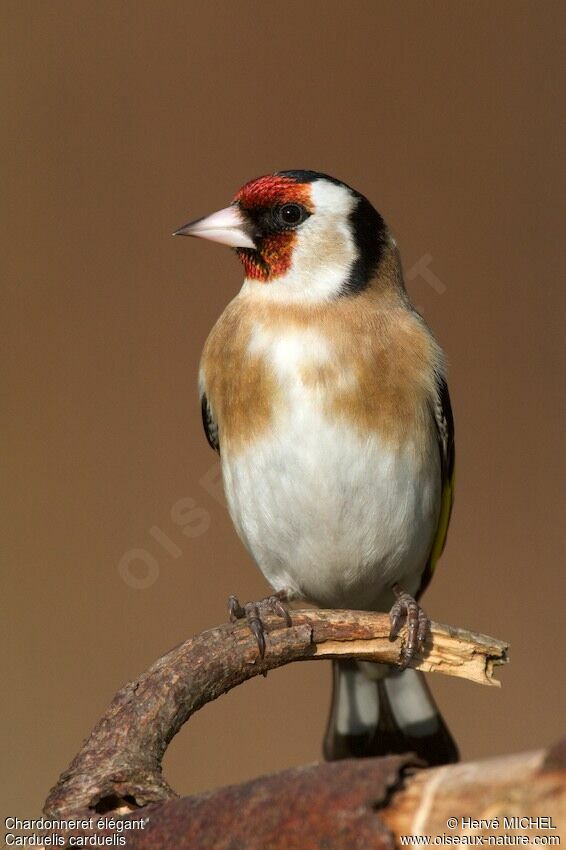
xmin=309 ymin=179 xmax=358 ymax=217
xmin=241 ymin=179 xmax=360 ymax=303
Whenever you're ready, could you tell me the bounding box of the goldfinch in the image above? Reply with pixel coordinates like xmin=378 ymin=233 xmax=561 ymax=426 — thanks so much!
xmin=174 ymin=170 xmax=458 ymax=766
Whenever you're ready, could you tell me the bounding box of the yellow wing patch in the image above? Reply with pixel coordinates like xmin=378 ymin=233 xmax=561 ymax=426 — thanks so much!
xmin=428 ymin=462 xmax=455 ymax=576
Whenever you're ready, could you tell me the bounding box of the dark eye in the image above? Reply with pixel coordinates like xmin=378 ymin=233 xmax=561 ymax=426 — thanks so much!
xmin=275 ymin=203 xmax=309 ymax=228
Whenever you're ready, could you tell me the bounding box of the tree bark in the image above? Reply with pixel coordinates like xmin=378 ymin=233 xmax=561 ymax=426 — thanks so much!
xmin=381 ymin=739 xmax=565 ymax=839
xmin=44 ymin=609 xmax=508 ymax=818
xmin=41 ymin=741 xmax=565 ymax=850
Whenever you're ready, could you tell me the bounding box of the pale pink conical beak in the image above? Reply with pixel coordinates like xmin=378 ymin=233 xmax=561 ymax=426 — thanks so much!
xmin=173 ymin=204 xmax=256 ymax=249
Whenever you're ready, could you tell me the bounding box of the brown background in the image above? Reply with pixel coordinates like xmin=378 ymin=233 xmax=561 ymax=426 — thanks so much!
xmin=2 ymin=0 xmax=565 ymax=820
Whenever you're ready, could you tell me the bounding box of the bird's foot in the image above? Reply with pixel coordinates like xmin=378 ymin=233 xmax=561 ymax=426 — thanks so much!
xmin=228 ymin=589 xmax=292 ymax=658
xmin=389 ymin=583 xmax=429 ymax=670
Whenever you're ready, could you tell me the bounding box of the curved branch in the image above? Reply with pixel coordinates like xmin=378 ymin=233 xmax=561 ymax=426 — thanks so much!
xmin=44 ymin=610 xmax=508 ymax=817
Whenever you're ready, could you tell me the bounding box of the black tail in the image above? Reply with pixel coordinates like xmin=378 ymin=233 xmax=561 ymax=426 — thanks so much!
xmin=323 ymin=660 xmax=459 ymax=767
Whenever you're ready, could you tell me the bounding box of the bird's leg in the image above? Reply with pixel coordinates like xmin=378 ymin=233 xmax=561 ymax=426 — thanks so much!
xmin=227 ymin=589 xmax=292 ymax=658
xmin=389 ymin=583 xmax=429 ymax=669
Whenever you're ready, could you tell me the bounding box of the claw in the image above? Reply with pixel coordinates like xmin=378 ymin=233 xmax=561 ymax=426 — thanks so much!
xmin=245 ymin=602 xmax=266 ymax=658
xmin=417 ymin=607 xmax=429 ymax=650
xmin=227 ymin=589 xmax=292 ymax=659
xmin=228 ymin=594 xmax=245 ymax=622
xmin=269 ymin=595 xmax=292 ymax=626
xmin=389 ymin=607 xmax=403 ymax=637
xmin=389 ymin=583 xmax=430 ymax=670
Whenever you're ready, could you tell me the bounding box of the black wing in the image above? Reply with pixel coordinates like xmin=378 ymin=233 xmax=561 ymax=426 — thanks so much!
xmin=201 ymin=393 xmax=220 ymax=454
xmin=418 ymin=374 xmax=455 ymax=596
xmin=434 ymin=374 xmax=455 ymax=486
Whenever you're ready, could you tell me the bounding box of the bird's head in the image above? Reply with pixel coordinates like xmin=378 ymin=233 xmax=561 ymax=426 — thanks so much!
xmin=174 ymin=170 xmax=390 ymax=301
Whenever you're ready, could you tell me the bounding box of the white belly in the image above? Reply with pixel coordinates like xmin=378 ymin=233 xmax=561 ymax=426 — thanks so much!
xmin=221 ymin=409 xmax=441 ymax=611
